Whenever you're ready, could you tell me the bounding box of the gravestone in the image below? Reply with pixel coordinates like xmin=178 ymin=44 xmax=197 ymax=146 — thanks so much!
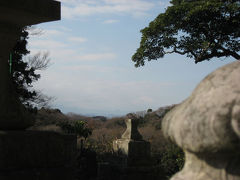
xmin=0 ymin=1 xmax=77 ymax=179
xmin=162 ymin=61 xmax=240 ymax=180
xmin=106 ymin=117 xmax=157 ymax=180
xmin=113 ymin=117 xmax=151 ymax=166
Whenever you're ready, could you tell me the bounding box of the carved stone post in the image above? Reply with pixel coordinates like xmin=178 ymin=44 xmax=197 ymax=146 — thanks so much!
xmin=113 ymin=117 xmax=151 ymax=166
xmin=162 ymin=61 xmax=240 ymax=180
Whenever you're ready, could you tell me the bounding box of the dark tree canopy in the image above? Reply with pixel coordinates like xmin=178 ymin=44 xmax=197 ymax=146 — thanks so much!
xmin=132 ymin=0 xmax=240 ymax=67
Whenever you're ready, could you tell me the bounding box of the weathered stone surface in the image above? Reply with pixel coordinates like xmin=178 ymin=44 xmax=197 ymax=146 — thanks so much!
xmin=162 ymin=61 xmax=240 ymax=180
xmin=113 ymin=139 xmax=150 ymax=158
xmin=121 ymin=118 xmax=143 ymax=140
xmin=0 ymin=131 xmax=77 ymax=170
xmin=113 ymin=118 xmax=151 ymax=167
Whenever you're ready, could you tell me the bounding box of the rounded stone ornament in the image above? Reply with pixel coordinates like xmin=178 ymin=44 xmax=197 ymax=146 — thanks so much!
xmin=162 ymin=61 xmax=240 ymax=180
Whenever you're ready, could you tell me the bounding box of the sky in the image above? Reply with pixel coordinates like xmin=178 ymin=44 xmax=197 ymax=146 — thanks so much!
xmin=28 ymin=0 xmax=235 ymax=116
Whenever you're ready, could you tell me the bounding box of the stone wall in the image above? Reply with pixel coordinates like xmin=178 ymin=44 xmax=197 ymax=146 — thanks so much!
xmin=0 ymin=131 xmax=77 ymax=180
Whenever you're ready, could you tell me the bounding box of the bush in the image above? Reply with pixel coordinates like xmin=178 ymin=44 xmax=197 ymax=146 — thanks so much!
xmin=57 ymin=120 xmax=92 ymax=139
xmin=154 ymin=143 xmax=185 ymax=179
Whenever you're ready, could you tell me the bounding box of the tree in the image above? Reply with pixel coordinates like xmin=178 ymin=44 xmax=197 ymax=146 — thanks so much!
xmin=11 ymin=27 xmax=53 ymax=110
xmin=57 ymin=120 xmax=92 ymax=139
xmin=132 ymin=0 xmax=240 ymax=67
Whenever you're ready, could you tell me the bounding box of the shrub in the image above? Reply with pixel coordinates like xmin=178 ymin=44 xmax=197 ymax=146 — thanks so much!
xmin=57 ymin=120 xmax=92 ymax=139
xmin=154 ymin=143 xmax=185 ymax=179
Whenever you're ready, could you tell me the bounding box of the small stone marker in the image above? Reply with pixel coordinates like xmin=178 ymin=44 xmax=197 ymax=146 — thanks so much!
xmin=162 ymin=61 xmax=240 ymax=180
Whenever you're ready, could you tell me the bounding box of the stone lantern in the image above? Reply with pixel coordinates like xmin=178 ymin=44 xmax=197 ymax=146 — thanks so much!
xmin=0 ymin=1 xmax=77 ymax=179
xmin=0 ymin=0 xmax=60 ymax=129
xmin=162 ymin=61 xmax=240 ymax=180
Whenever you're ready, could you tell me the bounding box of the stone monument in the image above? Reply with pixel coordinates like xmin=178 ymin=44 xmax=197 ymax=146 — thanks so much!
xmin=162 ymin=61 xmax=240 ymax=180
xmin=113 ymin=116 xmax=151 ymax=166
xmin=0 ymin=1 xmax=77 ymax=179
xmin=105 ymin=116 xmax=158 ymax=180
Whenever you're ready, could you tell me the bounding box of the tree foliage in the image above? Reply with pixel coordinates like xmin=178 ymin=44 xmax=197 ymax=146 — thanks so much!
xmin=132 ymin=0 xmax=240 ymax=67
xmin=57 ymin=120 xmax=92 ymax=139
xmin=11 ymin=27 xmax=52 ymax=110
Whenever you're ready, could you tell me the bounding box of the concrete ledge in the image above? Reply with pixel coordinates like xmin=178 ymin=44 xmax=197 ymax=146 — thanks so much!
xmin=0 ymin=130 xmax=77 ymax=170
xmin=0 ymin=0 xmax=60 ymax=26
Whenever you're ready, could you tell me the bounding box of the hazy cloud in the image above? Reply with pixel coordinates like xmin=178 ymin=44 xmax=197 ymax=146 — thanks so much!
xmin=60 ymin=0 xmax=155 ymax=19
xmin=30 ymin=39 xmax=67 ymax=49
xmin=35 ymin=69 xmax=178 ymax=115
xmin=103 ymin=19 xmax=118 ymax=24
xmin=158 ymin=0 xmax=171 ymax=8
xmin=77 ymin=53 xmax=116 ymax=61
xmin=68 ymin=37 xmax=88 ymax=43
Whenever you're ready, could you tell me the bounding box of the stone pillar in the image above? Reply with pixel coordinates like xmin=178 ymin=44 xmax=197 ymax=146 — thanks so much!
xmin=0 ymin=0 xmax=60 ymax=129
xmin=113 ymin=117 xmax=151 ymax=166
xmin=0 ymin=25 xmax=33 ymax=129
xmin=162 ymin=61 xmax=240 ymax=180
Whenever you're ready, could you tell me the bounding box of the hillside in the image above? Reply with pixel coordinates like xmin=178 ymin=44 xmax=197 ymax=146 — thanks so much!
xmin=28 ymin=104 xmax=184 ymax=179
xmin=29 ymin=105 xmax=177 ymax=153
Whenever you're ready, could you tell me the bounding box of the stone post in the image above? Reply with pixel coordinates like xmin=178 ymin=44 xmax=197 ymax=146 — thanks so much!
xmin=162 ymin=61 xmax=240 ymax=180
xmin=113 ymin=117 xmax=151 ymax=166
xmin=0 ymin=0 xmax=60 ymax=129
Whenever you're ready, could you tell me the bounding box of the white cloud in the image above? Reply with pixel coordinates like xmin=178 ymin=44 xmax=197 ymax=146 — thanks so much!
xmin=29 ymin=36 xmax=116 ymax=63
xmin=58 ymin=26 xmax=73 ymax=32
xmin=77 ymin=53 xmax=116 ymax=61
xmin=60 ymin=0 xmax=155 ymax=19
xmin=43 ymin=29 xmax=63 ymax=37
xmin=68 ymin=37 xmax=87 ymax=43
xmin=103 ymin=19 xmax=118 ymax=24
xmin=29 ymin=39 xmax=67 ymax=49
xmin=64 ymin=64 xmax=125 ymax=73
xmin=158 ymin=0 xmax=171 ymax=8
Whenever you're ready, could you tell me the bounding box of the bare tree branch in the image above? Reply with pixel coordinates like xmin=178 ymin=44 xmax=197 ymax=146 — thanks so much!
xmin=26 ymin=26 xmax=44 ymax=36
xmin=27 ymin=52 xmax=52 ymax=71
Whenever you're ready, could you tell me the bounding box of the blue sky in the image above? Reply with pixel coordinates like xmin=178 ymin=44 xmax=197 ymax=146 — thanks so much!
xmin=28 ymin=0 xmax=234 ymax=116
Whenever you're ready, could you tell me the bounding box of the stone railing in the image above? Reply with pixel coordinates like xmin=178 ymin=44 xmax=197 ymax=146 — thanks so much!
xmin=162 ymin=61 xmax=240 ymax=180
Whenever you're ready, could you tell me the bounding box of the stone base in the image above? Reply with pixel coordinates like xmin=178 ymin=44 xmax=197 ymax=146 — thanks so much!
xmin=98 ymin=163 xmax=160 ymax=180
xmin=0 ymin=167 xmax=75 ymax=180
xmin=0 ymin=130 xmax=76 ymax=177
xmin=113 ymin=139 xmax=151 ymax=166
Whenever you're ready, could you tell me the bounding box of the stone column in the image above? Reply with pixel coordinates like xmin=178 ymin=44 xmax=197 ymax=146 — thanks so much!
xmin=162 ymin=61 xmax=240 ymax=180
xmin=0 ymin=24 xmax=32 ymax=129
xmin=0 ymin=0 xmax=60 ymax=129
